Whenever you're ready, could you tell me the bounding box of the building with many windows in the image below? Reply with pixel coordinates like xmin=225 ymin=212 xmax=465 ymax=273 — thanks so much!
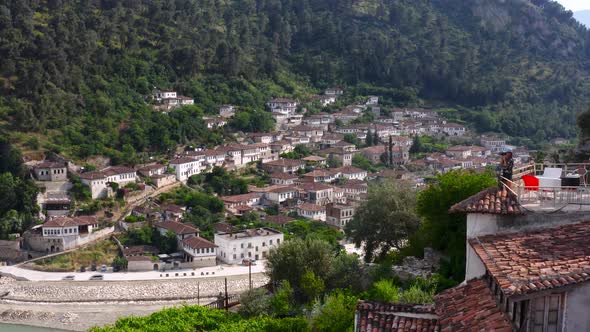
xmin=215 ymin=228 xmax=283 ymax=264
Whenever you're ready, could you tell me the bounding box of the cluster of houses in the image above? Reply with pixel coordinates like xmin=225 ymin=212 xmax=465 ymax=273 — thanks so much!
xmin=122 ymin=202 xmax=284 ymax=271
xmin=151 ymin=89 xmax=195 ymax=112
xmin=406 ymin=135 xmax=531 ymax=174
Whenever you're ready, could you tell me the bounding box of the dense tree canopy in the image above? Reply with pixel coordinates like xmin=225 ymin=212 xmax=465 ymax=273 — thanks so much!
xmin=0 ymin=0 xmax=589 ymax=159
xmin=415 ymin=170 xmax=497 ymax=281
xmin=345 ymin=180 xmax=421 ymax=262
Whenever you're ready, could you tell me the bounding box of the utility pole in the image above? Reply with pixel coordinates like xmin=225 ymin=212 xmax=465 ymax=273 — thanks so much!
xmin=224 ymin=277 xmax=228 ymax=311
xmin=249 ymin=261 xmax=252 ymax=290
xmin=197 ymin=282 xmax=200 ymax=305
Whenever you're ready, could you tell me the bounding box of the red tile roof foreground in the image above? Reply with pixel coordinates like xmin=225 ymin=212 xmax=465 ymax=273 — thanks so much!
xmin=449 ymin=187 xmax=524 ymax=215
xmin=435 ymin=279 xmax=512 ymax=332
xmin=469 ymin=220 xmax=590 ymax=296
xmin=356 ymin=279 xmax=512 ymax=332
xmin=356 ymin=302 xmax=439 ymax=332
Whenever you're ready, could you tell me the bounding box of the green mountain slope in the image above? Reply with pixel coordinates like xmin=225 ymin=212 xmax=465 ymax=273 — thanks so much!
xmin=1 ymin=0 xmax=589 ymax=159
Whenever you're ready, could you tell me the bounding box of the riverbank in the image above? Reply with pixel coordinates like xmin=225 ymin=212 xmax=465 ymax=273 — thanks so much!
xmin=0 ymin=274 xmax=268 ymax=331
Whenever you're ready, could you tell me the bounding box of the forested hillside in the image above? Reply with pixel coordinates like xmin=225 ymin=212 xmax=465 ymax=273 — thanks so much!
xmin=1 ymin=0 xmax=589 ymax=159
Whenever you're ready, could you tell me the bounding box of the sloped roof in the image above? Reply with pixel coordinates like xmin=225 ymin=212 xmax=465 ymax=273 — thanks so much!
xmin=43 ymin=216 xmax=97 ymax=227
xmin=221 ymin=193 xmax=260 ymax=203
xmin=263 ymin=215 xmax=295 ymax=225
xmin=271 ymin=172 xmax=299 ymax=180
xmin=449 ymin=187 xmax=523 ymax=215
xmin=263 ymin=159 xmax=305 ymax=167
xmin=35 ymin=161 xmax=66 ymax=169
xmin=182 ymin=236 xmax=217 ymax=249
xmin=435 ymin=278 xmax=512 ymax=332
xmin=469 ymin=220 xmax=590 ymax=296
xmin=297 ymin=203 xmax=325 ymax=212
xmin=155 ymin=220 xmax=198 ymax=235
xmin=355 ymin=301 xmax=439 ymax=332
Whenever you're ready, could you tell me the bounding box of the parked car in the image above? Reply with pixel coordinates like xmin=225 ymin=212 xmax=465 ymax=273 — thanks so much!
xmin=89 ymin=274 xmax=103 ymax=281
xmin=100 ymin=265 xmax=107 ymax=272
xmin=62 ymin=275 xmax=75 ymax=281
xmin=80 ymin=266 xmax=86 ymax=272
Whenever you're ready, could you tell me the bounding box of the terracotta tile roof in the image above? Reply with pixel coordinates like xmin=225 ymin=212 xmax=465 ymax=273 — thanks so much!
xmin=301 ymin=155 xmax=326 ymax=162
xmin=268 ymin=186 xmax=298 ymax=193
xmin=123 ymin=245 xmax=159 ymax=257
xmin=362 ymin=145 xmax=387 ymax=154
xmin=79 ymin=171 xmax=106 ymax=180
xmin=268 ymin=98 xmax=297 ymax=103
xmin=355 ymin=301 xmax=439 ymax=332
xmin=263 ymin=159 xmax=305 ymax=167
xmin=155 ymin=220 xmax=198 ymax=235
xmin=126 ymin=256 xmax=153 ymax=262
xmin=304 ymin=169 xmax=340 ymax=177
xmin=271 ymin=172 xmax=299 ymax=180
xmin=469 ymin=221 xmax=590 ymax=296
xmin=138 ymin=164 xmax=165 ymax=172
xmin=449 ymin=187 xmax=523 ymax=215
xmin=297 ymin=203 xmax=325 ymax=212
xmin=162 ymin=204 xmax=185 ymax=214
xmin=170 ymin=157 xmax=199 ymax=165
xmin=102 ymin=166 xmax=136 ymax=176
xmin=35 ymin=161 xmax=66 ymax=169
xmin=182 ymin=236 xmax=217 ymax=250
xmin=43 ymin=216 xmax=97 ymax=228
xmin=232 ymin=204 xmax=254 ymax=212
xmin=435 ymin=278 xmax=511 ymax=332
xmin=298 ymin=182 xmax=333 ymax=191
xmin=221 ymin=193 xmax=260 ymax=203
xmin=213 ymin=222 xmax=235 ymax=233
xmin=335 ymin=166 xmax=367 ymax=175
xmin=263 ymin=215 xmax=295 ymax=225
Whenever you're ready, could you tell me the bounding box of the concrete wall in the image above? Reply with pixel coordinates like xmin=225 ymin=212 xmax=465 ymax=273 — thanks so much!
xmin=564 ymin=282 xmax=590 ymax=331
xmin=183 ymin=256 xmax=216 ymax=268
xmin=128 ymin=259 xmax=156 ymax=272
xmin=466 ymin=214 xmax=499 ymax=238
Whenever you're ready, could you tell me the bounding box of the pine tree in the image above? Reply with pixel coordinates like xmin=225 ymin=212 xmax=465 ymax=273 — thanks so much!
xmin=409 ymin=135 xmax=422 ymax=154
xmin=366 ymin=130 xmax=373 ymax=146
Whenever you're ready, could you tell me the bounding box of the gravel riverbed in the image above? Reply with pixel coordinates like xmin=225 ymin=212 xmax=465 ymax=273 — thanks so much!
xmin=0 ymin=274 xmax=268 ymax=331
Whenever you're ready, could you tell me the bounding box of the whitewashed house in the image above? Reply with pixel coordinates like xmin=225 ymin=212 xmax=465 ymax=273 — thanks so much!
xmin=169 ymin=157 xmax=202 ymax=182
xmin=215 ymin=228 xmax=284 ymax=264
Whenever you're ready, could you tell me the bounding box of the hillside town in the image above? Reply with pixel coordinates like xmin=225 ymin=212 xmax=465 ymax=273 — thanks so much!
xmin=1 ymin=87 xmax=586 ymax=332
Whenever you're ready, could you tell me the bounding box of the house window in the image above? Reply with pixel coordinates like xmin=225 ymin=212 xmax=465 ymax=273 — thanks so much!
xmin=529 ymin=294 xmax=563 ymax=332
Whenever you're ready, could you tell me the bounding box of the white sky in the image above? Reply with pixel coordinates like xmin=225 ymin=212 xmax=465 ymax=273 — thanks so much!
xmin=556 ymin=0 xmax=590 ymax=11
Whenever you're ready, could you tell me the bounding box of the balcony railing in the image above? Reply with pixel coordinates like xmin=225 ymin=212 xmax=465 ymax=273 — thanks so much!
xmin=515 ymin=185 xmax=590 ymax=208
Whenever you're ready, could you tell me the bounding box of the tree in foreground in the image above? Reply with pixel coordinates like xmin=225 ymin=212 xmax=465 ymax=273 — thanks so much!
xmin=415 ymin=170 xmax=496 ymax=281
xmin=311 ymin=291 xmax=358 ymax=332
xmin=266 ymin=237 xmax=334 ymax=303
xmin=345 ymin=180 xmax=421 ymax=262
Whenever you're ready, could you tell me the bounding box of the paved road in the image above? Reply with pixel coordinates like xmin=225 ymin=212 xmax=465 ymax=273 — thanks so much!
xmin=0 ymin=261 xmax=265 ymax=281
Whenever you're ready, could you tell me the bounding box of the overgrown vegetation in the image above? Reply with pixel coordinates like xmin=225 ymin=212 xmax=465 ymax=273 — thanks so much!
xmin=89 ymin=305 xmax=309 ymax=332
xmin=0 ymin=138 xmax=38 ymax=239
xmin=31 ymin=239 xmax=118 ymax=272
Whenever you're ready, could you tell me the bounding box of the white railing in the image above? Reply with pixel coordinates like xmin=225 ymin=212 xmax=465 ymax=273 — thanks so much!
xmin=515 ymin=185 xmax=590 ymax=208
